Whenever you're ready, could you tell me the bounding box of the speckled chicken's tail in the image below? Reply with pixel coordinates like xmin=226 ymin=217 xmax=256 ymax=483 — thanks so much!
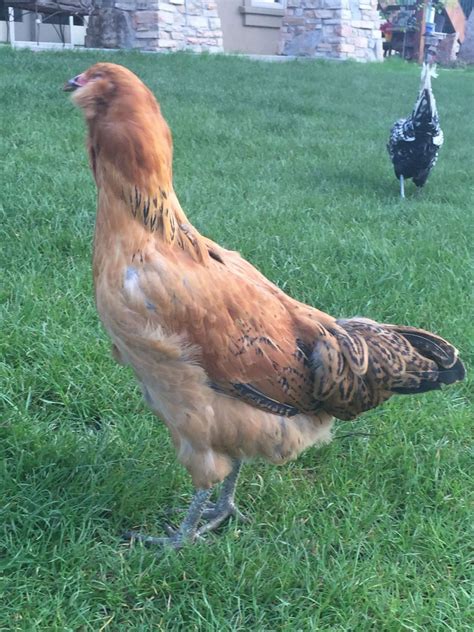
xmin=420 ymin=62 xmax=438 ymax=91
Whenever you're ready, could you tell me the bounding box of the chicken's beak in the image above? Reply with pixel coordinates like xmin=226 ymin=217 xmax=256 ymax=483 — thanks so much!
xmin=63 ymin=73 xmax=87 ymax=92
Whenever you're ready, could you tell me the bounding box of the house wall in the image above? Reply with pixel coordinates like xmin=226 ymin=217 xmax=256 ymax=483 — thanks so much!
xmin=217 ymin=0 xmax=284 ymax=55
xmin=0 ymin=1 xmax=384 ymax=59
xmin=85 ymin=0 xmax=285 ymax=55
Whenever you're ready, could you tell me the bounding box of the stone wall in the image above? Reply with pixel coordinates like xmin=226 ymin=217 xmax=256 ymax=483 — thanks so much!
xmin=86 ymin=0 xmax=223 ymax=52
xmin=279 ymin=0 xmax=382 ymax=62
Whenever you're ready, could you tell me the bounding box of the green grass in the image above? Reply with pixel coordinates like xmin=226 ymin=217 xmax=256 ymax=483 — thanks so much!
xmin=1 ymin=47 xmax=473 ymax=630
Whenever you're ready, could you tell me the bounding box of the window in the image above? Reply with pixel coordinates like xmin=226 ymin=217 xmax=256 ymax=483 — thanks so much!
xmin=251 ymin=1 xmax=286 ymax=7
xmin=240 ymin=0 xmax=286 ymax=26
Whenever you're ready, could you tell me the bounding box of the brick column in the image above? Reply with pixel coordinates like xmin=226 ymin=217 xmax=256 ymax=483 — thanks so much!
xmin=86 ymin=0 xmax=223 ymax=52
xmin=279 ymin=0 xmax=382 ymax=62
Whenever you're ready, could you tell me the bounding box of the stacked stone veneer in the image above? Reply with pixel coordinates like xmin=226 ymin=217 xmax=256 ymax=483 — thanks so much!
xmin=279 ymin=0 xmax=383 ymax=62
xmin=86 ymin=0 xmax=223 ymax=52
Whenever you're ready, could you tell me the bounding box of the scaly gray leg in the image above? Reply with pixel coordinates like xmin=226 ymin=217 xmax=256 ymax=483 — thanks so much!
xmin=196 ymin=460 xmax=248 ymax=536
xmin=400 ymin=174 xmax=405 ymax=199
xmin=123 ymin=488 xmax=212 ymax=550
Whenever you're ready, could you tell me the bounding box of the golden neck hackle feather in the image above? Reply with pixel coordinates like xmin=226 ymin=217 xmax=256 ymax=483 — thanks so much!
xmin=74 ymin=64 xmax=208 ymax=263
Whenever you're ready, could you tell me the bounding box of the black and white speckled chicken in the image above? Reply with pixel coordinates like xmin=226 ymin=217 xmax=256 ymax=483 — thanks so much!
xmin=387 ymin=63 xmax=443 ymax=198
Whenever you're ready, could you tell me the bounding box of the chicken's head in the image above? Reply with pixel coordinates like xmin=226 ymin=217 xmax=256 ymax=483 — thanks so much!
xmin=64 ymin=63 xmax=173 ymax=192
xmin=64 ymin=62 xmax=156 ymax=122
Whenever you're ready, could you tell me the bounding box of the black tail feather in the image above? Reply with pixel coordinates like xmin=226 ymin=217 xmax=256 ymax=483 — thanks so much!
xmin=392 ymin=382 xmax=441 ymax=395
xmin=436 ymin=357 xmax=466 ymax=385
xmin=389 ymin=328 xmax=465 ymax=395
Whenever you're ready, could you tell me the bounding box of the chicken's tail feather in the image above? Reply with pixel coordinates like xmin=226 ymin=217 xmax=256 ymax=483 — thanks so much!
xmin=312 ymin=318 xmax=465 ymax=420
xmin=387 ymin=325 xmax=465 ymax=392
xmin=420 ymin=62 xmax=438 ymax=92
xmin=412 ymin=63 xmax=440 ymax=132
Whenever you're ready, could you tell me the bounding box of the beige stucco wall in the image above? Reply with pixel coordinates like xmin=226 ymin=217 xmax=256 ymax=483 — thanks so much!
xmin=216 ymin=0 xmax=283 ymax=55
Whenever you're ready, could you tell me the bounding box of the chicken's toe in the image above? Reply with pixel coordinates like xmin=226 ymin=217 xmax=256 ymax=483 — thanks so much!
xmin=122 ymin=529 xmax=205 ymax=551
xmin=196 ymin=501 xmax=248 ymax=536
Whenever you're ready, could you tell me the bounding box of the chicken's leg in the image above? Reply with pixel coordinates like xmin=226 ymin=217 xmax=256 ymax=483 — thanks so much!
xmin=400 ymin=174 xmax=405 ymax=198
xmin=196 ymin=460 xmax=248 ymax=535
xmin=123 ymin=488 xmax=212 ymax=550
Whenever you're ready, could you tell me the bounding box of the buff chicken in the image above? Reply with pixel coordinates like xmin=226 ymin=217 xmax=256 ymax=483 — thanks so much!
xmin=65 ymin=63 xmax=464 ymax=549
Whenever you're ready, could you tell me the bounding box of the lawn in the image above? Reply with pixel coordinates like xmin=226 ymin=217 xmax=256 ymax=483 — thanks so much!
xmin=0 ymin=46 xmax=472 ymax=630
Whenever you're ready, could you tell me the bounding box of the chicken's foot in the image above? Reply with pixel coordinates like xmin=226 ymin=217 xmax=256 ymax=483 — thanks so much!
xmin=196 ymin=460 xmax=248 ymax=535
xmin=160 ymin=460 xmax=247 ymax=536
xmin=123 ymin=488 xmax=212 ymax=550
xmin=400 ymin=174 xmax=405 ymax=198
